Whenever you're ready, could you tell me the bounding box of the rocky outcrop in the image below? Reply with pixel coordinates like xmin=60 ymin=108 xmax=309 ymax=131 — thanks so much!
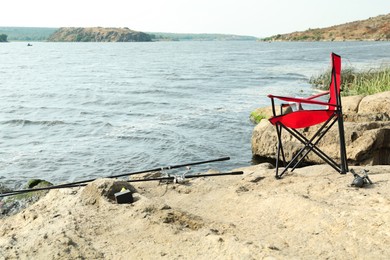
xmin=47 ymin=27 xmax=152 ymax=42
xmin=252 ymin=91 xmax=390 ymax=166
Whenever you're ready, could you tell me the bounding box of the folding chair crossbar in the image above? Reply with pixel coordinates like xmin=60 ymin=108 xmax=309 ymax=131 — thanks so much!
xmin=275 ymin=115 xmax=341 ymax=178
xmin=288 ymin=115 xmax=339 ymax=166
xmin=288 ymin=119 xmax=340 ymax=171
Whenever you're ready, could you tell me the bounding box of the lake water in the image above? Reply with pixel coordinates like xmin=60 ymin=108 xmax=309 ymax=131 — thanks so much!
xmin=1 ymin=41 xmax=390 ymax=188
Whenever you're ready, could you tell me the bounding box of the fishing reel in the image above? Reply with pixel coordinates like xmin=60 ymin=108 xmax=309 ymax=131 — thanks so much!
xmin=350 ymin=169 xmax=373 ymax=188
xmin=159 ymin=166 xmax=192 ymax=184
xmin=173 ymin=166 xmax=191 ymax=184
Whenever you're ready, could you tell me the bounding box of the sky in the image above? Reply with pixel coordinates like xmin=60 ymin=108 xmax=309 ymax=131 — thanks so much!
xmin=2 ymin=0 xmax=390 ymax=37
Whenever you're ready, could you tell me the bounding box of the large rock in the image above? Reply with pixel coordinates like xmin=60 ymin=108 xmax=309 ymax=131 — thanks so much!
xmin=48 ymin=27 xmax=152 ymax=42
xmin=252 ymin=91 xmax=390 ymax=166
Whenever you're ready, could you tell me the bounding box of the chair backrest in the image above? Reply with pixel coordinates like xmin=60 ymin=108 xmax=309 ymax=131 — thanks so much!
xmin=328 ymin=53 xmax=341 ymax=110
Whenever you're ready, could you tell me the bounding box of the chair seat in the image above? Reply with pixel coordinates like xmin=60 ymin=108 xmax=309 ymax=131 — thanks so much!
xmin=269 ymin=110 xmax=335 ymax=129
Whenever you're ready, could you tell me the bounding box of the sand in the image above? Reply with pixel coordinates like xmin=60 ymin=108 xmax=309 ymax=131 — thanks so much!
xmin=1 ymin=163 xmax=389 ymax=259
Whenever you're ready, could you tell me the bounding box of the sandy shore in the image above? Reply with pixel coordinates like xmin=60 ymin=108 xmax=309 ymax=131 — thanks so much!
xmin=1 ymin=163 xmax=389 ymax=259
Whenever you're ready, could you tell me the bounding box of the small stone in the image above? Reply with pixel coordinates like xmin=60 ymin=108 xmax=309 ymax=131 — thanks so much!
xmin=236 ymin=186 xmax=249 ymax=193
xmin=161 ymin=204 xmax=171 ymax=210
xmin=268 ymin=245 xmax=280 ymax=251
xmin=210 ymin=228 xmax=219 ymax=234
xmin=250 ymin=176 xmax=265 ymax=183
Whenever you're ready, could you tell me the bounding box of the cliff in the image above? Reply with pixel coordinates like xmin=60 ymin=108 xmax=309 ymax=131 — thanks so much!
xmin=47 ymin=27 xmax=152 ymax=42
xmin=263 ymin=13 xmax=390 ymax=41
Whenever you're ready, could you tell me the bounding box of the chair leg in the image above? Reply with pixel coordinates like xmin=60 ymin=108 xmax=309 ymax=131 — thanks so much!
xmin=337 ymin=113 xmax=349 ymax=174
xmin=275 ymin=124 xmax=285 ymax=179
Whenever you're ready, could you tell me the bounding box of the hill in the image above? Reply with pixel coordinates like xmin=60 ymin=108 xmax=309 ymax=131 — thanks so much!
xmin=263 ymin=13 xmax=390 ymax=41
xmin=47 ymin=27 xmax=152 ymax=42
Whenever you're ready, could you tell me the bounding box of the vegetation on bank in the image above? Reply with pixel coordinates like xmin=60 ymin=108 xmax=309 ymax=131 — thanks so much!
xmin=310 ymin=66 xmax=390 ymax=96
xmin=0 ymin=27 xmax=56 ymax=41
xmin=0 ymin=34 xmax=7 ymax=42
xmin=250 ymin=111 xmax=267 ymax=123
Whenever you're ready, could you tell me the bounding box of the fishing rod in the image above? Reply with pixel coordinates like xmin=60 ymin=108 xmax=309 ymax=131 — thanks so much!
xmin=0 ymin=171 xmax=243 ymax=198
xmin=128 ymin=171 xmax=244 ymax=182
xmin=0 ymin=157 xmax=230 ymax=196
xmin=25 ymin=156 xmax=230 ymax=192
xmin=69 ymin=156 xmax=230 ymax=185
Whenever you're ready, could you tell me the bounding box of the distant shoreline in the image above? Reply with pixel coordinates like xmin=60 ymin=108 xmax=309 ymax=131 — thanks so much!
xmin=0 ymin=27 xmax=259 ymax=42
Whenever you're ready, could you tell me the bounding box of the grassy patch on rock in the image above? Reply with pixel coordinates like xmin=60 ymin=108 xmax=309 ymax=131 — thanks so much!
xmin=250 ymin=111 xmax=267 ymax=124
xmin=309 ymin=66 xmax=390 ymax=96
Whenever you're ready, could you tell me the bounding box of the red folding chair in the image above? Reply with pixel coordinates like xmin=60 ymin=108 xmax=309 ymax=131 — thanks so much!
xmin=268 ymin=53 xmax=348 ymax=179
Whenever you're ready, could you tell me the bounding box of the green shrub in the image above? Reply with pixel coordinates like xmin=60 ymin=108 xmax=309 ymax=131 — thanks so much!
xmin=250 ymin=111 xmax=267 ymax=124
xmin=0 ymin=34 xmax=7 ymax=42
xmin=309 ymin=66 xmax=390 ymax=96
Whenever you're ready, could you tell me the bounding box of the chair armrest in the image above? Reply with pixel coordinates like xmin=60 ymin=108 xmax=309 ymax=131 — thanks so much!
xmin=267 ymin=94 xmax=337 ymax=107
xmin=306 ymin=91 xmax=330 ymax=100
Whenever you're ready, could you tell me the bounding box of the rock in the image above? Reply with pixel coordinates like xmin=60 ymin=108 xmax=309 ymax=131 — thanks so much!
xmin=0 ymin=183 xmax=12 ymax=194
xmin=80 ymin=178 xmax=137 ymax=206
xmin=26 ymin=179 xmax=53 ymax=189
xmin=252 ymin=92 xmax=390 ymax=166
xmin=358 ymin=91 xmax=390 ymax=115
xmin=1 ymin=179 xmax=53 ymax=218
xmin=342 ymin=95 xmax=364 ymax=113
xmin=251 ymin=120 xmax=278 ymax=159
